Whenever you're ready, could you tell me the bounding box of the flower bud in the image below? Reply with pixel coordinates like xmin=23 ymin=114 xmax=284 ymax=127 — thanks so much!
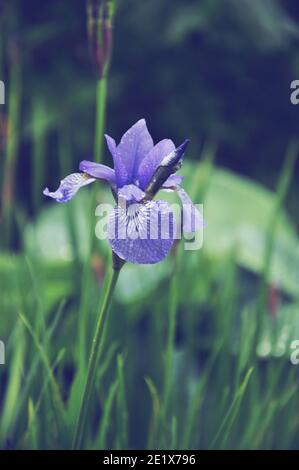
xmin=144 ymin=139 xmax=190 ymax=200
xmin=87 ymin=0 xmax=114 ymax=79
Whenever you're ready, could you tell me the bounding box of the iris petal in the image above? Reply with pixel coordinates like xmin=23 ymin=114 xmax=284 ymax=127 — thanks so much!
xmin=106 ymin=119 xmax=154 ymax=187
xmin=79 ymin=160 xmax=116 ymax=183
xmin=43 ymin=173 xmax=95 ymax=203
xmin=108 ymin=199 xmax=175 ymax=264
xmin=104 ymin=134 xmax=117 ymax=155
xmin=162 ymin=174 xmax=183 ymax=189
xmin=137 ymin=139 xmax=175 ymax=190
xmin=176 ymin=187 xmax=203 ymax=233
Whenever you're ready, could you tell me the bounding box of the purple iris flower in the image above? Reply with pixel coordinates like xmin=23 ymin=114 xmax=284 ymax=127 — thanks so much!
xmin=43 ymin=119 xmax=201 ymax=264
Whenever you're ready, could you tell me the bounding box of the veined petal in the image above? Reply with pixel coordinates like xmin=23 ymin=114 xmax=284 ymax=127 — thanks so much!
xmin=138 ymin=139 xmax=175 ymax=190
xmin=112 ymin=119 xmax=154 ymax=187
xmin=108 ymin=199 xmax=175 ymax=264
xmin=43 ymin=173 xmax=95 ymax=203
xmin=176 ymin=187 xmax=203 ymax=233
xmin=79 ymin=160 xmax=115 ymax=183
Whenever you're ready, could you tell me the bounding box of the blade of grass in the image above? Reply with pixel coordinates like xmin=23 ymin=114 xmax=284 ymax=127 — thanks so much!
xmin=18 ymin=311 xmax=67 ymax=432
xmin=72 ymin=266 xmax=121 ymax=449
xmin=145 ymin=377 xmax=161 ymax=450
xmin=0 ymin=322 xmax=25 ymax=446
xmin=256 ymin=140 xmax=299 ymax=333
xmin=162 ymin=262 xmax=178 ymax=425
xmin=98 ymin=379 xmax=118 ymax=449
xmin=8 ymin=299 xmax=65 ymax=438
xmin=1 ymin=34 xmax=22 ymax=248
xmin=209 ymin=367 xmax=253 ymax=449
xmin=182 ymin=342 xmax=223 ymax=449
xmin=116 ymin=354 xmax=128 ymax=449
xmin=170 ymin=416 xmax=177 ymax=450
xmin=31 ymin=99 xmax=46 ymax=214
xmin=67 ymin=341 xmax=119 ymax=427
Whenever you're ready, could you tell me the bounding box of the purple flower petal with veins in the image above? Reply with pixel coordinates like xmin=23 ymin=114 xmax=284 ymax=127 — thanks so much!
xmin=108 ymin=200 xmax=175 ymax=264
xmin=43 ymin=173 xmax=95 ymax=203
xmin=176 ymin=187 xmax=203 ymax=233
xmin=138 ymin=139 xmax=175 ymax=190
xmin=106 ymin=119 xmax=154 ymax=187
xmin=43 ymin=119 xmax=202 ymax=264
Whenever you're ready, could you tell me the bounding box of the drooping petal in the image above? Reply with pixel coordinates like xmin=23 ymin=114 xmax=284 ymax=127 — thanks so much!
xmin=108 ymin=199 xmax=175 ymax=264
xmin=109 ymin=119 xmax=154 ymax=187
xmin=137 ymin=139 xmax=175 ymax=190
xmin=43 ymin=173 xmax=95 ymax=203
xmin=162 ymin=174 xmax=183 ymax=189
xmin=79 ymin=160 xmax=115 ymax=183
xmin=176 ymin=187 xmax=203 ymax=233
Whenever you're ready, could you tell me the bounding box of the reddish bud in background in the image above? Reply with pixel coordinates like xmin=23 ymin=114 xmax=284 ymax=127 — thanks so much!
xmin=268 ymin=283 xmax=279 ymax=318
xmin=87 ymin=0 xmax=114 ymax=79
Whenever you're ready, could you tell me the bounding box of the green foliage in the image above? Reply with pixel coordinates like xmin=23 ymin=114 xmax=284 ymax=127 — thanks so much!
xmin=1 ymin=157 xmax=299 ymax=449
xmin=1 ymin=0 xmax=299 ymax=451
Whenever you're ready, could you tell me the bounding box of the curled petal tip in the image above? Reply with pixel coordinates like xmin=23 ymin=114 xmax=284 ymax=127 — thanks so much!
xmin=144 ymin=139 xmax=190 ymax=199
xmin=43 ymin=173 xmax=95 ymax=203
xmin=177 ymin=139 xmax=190 ymax=154
xmin=160 ymin=139 xmax=190 ymax=168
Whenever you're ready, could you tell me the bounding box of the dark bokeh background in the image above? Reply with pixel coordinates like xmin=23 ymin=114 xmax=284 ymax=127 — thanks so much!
xmin=1 ymin=0 xmax=299 ymax=222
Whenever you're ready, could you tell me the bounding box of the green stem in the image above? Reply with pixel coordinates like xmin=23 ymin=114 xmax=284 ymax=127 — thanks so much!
xmin=72 ymin=266 xmax=120 ymax=450
xmin=161 ymin=262 xmax=178 ymax=445
xmin=94 ymin=77 xmax=107 ymax=163
xmin=1 ymin=46 xmax=22 ymax=248
xmin=32 ymin=100 xmax=46 ymax=214
xmin=77 ymin=76 xmax=108 ymax=370
xmin=163 ymin=273 xmax=177 ymax=413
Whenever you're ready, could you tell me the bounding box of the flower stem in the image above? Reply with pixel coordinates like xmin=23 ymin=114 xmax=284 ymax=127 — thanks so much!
xmin=94 ymin=77 xmax=107 ymax=163
xmin=77 ymin=77 xmax=108 ymax=370
xmin=72 ymin=265 xmax=121 ymax=449
xmin=1 ymin=38 xmax=22 ymax=249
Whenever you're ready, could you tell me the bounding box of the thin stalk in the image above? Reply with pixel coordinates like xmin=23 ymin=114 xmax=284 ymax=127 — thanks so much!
xmin=1 ymin=40 xmax=22 ymax=248
xmin=76 ymin=0 xmax=114 ymax=370
xmin=94 ymin=77 xmax=107 ymax=163
xmin=161 ymin=261 xmax=178 ymax=445
xmin=77 ymin=77 xmax=108 ymax=369
xmin=116 ymin=354 xmax=128 ymax=449
xmin=31 ymin=100 xmax=46 ymax=214
xmin=58 ymin=122 xmax=81 ymax=288
xmin=256 ymin=140 xmax=299 ymax=340
xmin=72 ymin=266 xmax=120 ymax=449
xmin=163 ymin=271 xmax=178 ymax=415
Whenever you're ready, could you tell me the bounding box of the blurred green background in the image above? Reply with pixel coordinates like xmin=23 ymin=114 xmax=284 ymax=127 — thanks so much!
xmin=0 ymin=0 xmax=299 ymax=450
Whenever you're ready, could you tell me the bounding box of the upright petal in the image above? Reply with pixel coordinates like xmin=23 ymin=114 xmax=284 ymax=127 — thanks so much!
xmin=79 ymin=160 xmax=115 ymax=183
xmin=108 ymin=199 xmax=175 ymax=264
xmin=43 ymin=173 xmax=95 ymax=203
xmin=176 ymin=187 xmax=203 ymax=233
xmin=138 ymin=139 xmax=175 ymax=190
xmin=105 ymin=134 xmax=117 ymax=156
xmin=112 ymin=119 xmax=154 ymax=187
xmin=105 ymin=134 xmax=128 ymax=188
